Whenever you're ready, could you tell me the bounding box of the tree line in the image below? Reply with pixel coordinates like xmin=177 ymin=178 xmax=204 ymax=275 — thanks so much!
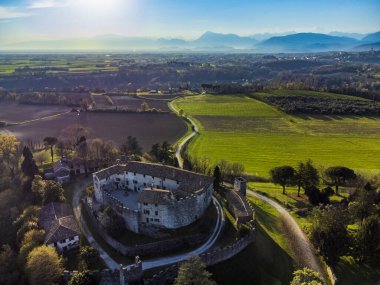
xmin=270 ymin=160 xmax=357 ymax=205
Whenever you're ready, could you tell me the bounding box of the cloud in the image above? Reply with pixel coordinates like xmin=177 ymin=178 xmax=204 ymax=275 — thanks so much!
xmin=28 ymin=0 xmax=75 ymax=9
xmin=0 ymin=7 xmax=30 ymax=19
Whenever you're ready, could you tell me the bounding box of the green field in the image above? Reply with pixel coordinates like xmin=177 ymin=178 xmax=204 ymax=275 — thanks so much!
xmin=209 ymin=196 xmax=294 ymax=285
xmin=174 ymin=94 xmax=380 ymax=178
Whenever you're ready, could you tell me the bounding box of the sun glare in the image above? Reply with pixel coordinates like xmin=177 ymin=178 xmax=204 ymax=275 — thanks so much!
xmin=78 ymin=0 xmax=124 ymax=11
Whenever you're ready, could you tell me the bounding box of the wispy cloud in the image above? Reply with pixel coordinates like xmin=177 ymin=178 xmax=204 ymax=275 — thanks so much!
xmin=0 ymin=7 xmax=30 ymax=19
xmin=28 ymin=0 xmax=75 ymax=9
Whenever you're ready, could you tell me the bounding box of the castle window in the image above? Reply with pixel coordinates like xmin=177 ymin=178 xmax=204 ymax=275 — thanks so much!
xmin=155 ymin=211 xmax=158 ymax=216
xmin=134 ymin=172 xmax=136 ymax=176
xmin=143 ymin=183 xmax=146 ymax=186
xmin=143 ymin=174 xmax=146 ymax=178
xmin=155 ymin=203 xmax=158 ymax=207
xmin=143 ymin=202 xmax=148 ymax=206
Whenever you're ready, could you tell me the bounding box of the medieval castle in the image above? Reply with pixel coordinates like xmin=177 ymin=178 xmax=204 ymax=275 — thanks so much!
xmin=93 ymin=162 xmax=214 ymax=233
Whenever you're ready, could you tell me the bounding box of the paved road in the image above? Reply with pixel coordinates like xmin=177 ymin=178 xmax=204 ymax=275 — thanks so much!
xmin=71 ymin=178 xmax=225 ymax=270
xmin=248 ymin=190 xmax=325 ymax=277
xmin=142 ymin=197 xmax=225 ymax=270
xmin=169 ymin=100 xmax=199 ymax=168
xmin=71 ymin=178 xmax=120 ymax=270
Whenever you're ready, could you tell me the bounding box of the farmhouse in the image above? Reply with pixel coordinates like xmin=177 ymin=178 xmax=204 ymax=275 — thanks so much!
xmin=39 ymin=203 xmax=80 ymax=252
xmin=92 ymin=162 xmax=214 ymax=233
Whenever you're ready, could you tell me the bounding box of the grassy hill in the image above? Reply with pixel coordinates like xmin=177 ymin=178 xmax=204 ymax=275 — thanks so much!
xmin=174 ymin=93 xmax=380 ymax=178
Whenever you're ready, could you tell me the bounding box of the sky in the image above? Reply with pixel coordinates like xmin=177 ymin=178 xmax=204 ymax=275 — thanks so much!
xmin=0 ymin=0 xmax=379 ymax=44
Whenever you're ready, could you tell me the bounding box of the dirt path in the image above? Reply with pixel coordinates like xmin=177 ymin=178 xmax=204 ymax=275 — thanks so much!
xmin=9 ymin=110 xmax=71 ymax=126
xmin=169 ymin=99 xmax=199 ymax=168
xmin=248 ymin=190 xmax=325 ymax=277
xmin=71 ymin=178 xmax=120 ymax=270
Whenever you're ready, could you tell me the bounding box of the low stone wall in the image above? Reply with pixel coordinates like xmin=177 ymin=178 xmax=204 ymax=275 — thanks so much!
xmin=145 ymin=230 xmax=256 ymax=285
xmin=63 ymin=229 xmax=256 ymax=285
xmin=82 ymin=199 xmax=207 ymax=257
xmin=63 ymin=259 xmax=143 ymax=285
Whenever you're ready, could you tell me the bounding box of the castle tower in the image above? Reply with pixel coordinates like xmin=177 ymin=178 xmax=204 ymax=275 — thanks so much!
xmin=234 ymin=177 xmax=247 ymax=197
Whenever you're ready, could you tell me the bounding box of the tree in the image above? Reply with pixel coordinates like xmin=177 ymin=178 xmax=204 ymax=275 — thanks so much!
xmin=79 ymin=246 xmax=100 ymax=270
xmin=26 ymin=245 xmax=63 ymax=285
xmin=150 ymin=141 xmax=175 ymax=165
xmin=121 ymin=136 xmax=142 ymax=156
xmin=68 ymin=271 xmax=97 ymax=285
xmin=355 ymin=215 xmax=380 ymax=262
xmin=34 ymin=151 xmax=49 ymax=167
xmin=21 ymin=146 xmax=39 ymax=178
xmin=213 ymin=166 xmax=221 ymax=191
xmin=305 ymin=186 xmax=322 ymax=205
xmin=218 ymin=160 xmax=230 ymax=183
xmin=0 ymin=133 xmax=19 ymax=164
xmin=0 ymin=244 xmax=21 ymax=285
xmin=269 ymin=166 xmax=295 ymax=194
xmin=174 ymin=256 xmax=216 ymax=285
xmin=325 ymin=166 xmax=356 ymax=194
xmin=61 ymin=124 xmax=91 ymax=148
xmin=296 ymin=160 xmax=320 ymax=197
xmin=290 ymin=268 xmax=323 ymax=285
xmin=140 ymin=101 xmax=150 ymax=112
xmin=21 ymin=229 xmax=45 ymax=247
xmin=43 ymin=137 xmax=57 ymax=163
xmin=76 ymin=137 xmax=89 ymax=174
xmin=310 ymin=206 xmax=349 ymax=263
xmin=42 ymin=180 xmax=66 ymax=205
xmin=31 ymin=175 xmax=45 ymax=199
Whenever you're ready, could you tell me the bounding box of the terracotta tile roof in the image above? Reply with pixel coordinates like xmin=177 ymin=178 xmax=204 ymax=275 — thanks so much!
xmin=39 ymin=203 xmax=80 ymax=245
xmin=94 ymin=162 xmax=214 ymax=195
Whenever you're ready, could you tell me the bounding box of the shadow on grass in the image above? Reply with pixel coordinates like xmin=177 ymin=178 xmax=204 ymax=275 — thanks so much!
xmin=334 ymin=256 xmax=380 ymax=285
xmin=209 ymin=224 xmax=294 ymax=285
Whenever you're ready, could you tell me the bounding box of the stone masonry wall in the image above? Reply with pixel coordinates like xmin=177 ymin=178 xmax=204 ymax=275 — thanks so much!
xmin=82 ymin=199 xmax=207 ymax=257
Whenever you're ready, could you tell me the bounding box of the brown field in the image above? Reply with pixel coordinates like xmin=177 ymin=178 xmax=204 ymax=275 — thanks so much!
xmin=4 ymin=112 xmax=186 ymax=150
xmin=0 ymin=103 xmax=70 ymax=123
xmin=92 ymin=95 xmax=112 ymax=107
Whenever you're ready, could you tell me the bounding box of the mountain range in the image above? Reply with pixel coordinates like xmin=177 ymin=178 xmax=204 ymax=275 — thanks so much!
xmin=1 ymin=31 xmax=380 ymax=52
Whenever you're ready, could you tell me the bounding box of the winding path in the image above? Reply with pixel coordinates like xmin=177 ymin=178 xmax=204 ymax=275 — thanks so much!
xmin=170 ymin=96 xmax=327 ymax=280
xmin=71 ymin=178 xmax=225 ymax=270
xmin=169 ymin=100 xmax=199 ymax=168
xmin=248 ymin=190 xmax=324 ymax=276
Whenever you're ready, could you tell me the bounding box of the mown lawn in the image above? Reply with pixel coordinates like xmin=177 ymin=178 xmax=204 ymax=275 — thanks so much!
xmin=174 ymin=93 xmax=380 ymax=178
xmin=187 ymin=131 xmax=380 ymax=178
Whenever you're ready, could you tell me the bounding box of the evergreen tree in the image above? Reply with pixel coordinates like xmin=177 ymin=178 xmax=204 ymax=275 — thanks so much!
xmin=21 ymin=146 xmax=39 ymax=178
xmin=269 ymin=166 xmax=295 ymax=194
xmin=325 ymin=166 xmax=356 ymax=194
xmin=213 ymin=166 xmax=221 ymax=191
